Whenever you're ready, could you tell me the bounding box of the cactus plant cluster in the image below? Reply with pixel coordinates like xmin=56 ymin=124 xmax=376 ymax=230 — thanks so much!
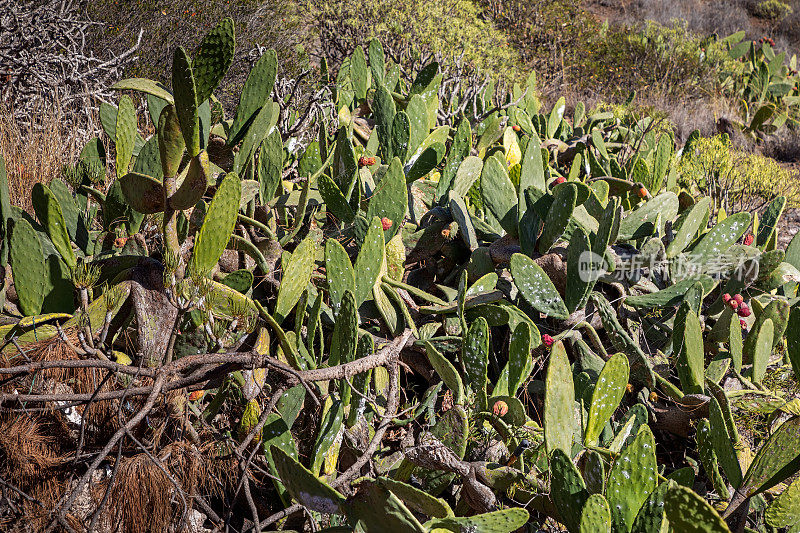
xmin=716 ymin=30 xmax=800 ymax=134
xmin=4 ymin=17 xmax=800 ymax=533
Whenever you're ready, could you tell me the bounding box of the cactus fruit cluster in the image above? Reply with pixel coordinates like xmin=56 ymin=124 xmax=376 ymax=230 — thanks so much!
xmin=3 ymin=17 xmax=800 ymax=533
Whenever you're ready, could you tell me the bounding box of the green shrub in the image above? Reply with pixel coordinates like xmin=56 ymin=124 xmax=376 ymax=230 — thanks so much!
xmin=753 ymin=0 xmax=793 ymax=21
xmin=678 ymin=134 xmax=800 ymax=215
xmin=308 ymin=0 xmax=523 ymax=82
xmin=581 ymin=20 xmax=741 ymax=100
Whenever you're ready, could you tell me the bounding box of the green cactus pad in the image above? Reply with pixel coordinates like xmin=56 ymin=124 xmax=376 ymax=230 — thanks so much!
xmin=651 ymin=134 xmax=673 ymax=192
xmin=171 ymin=46 xmax=200 ymax=156
xmin=481 ymin=155 xmax=518 ymax=235
xmin=270 ymin=445 xmax=346 ymax=514
xmin=318 ymin=172 xmax=355 ymax=224
xmin=31 ymin=183 xmax=76 ymax=269
xmin=689 ymin=212 xmax=750 ymax=263
xmin=506 ymin=322 xmax=535 ymax=397
xmin=325 ymin=238 xmax=355 ymax=314
xmin=607 ymin=425 xmax=658 ymax=533
xmin=581 ymin=449 xmax=606 ymax=495
xmin=739 ymin=415 xmax=800 ymax=498
xmin=376 ymin=477 xmax=452 ymax=519
xmin=405 ymin=143 xmax=445 ymax=183
xmin=170 ymin=151 xmax=209 ymax=209
xmin=463 ymin=317 xmax=490 ymax=411
xmin=120 ymin=172 xmax=166 ymax=214
xmin=274 ymin=236 xmax=317 ymax=322
xmin=788 ymin=306 xmax=800 ymax=379
xmin=330 ymin=290 xmax=357 ymax=367
xmin=424 ymin=341 xmax=464 ymax=404
xmin=258 ymin=130 xmax=283 ymax=202
xmin=349 ymin=45 xmax=369 ymax=101
xmin=10 ymin=218 xmax=47 ymax=316
xmin=618 ymin=191 xmax=678 ymax=240
xmin=132 ymin=136 xmax=162 ymax=180
xmin=756 ymin=195 xmax=786 ymax=249
xmin=631 ymin=481 xmax=672 ymax=533
xmin=365 ymin=157 xmax=407 ymax=240
xmin=448 ymin=157 xmax=482 ymax=200
xmin=751 ymin=318 xmax=773 ymax=384
xmin=347 ymin=480 xmax=426 ymax=533
xmin=580 ymin=493 xmax=611 ymax=533
xmin=625 ymin=277 xmax=714 ymax=308
xmin=156 ymin=105 xmax=185 ymax=178
xmin=538 ymin=181 xmax=577 ymax=252
xmin=390 ymin=111 xmax=410 ymax=163
xmin=47 ymin=179 xmax=85 ymax=252
xmin=261 ymin=413 xmax=298 ymax=505
xmin=520 ymin=139 xmax=546 ymax=195
xmin=673 ymin=303 xmax=705 ymax=394
xmin=311 ymin=399 xmax=344 ymax=475
xmin=233 ymin=100 xmax=276 ymax=174
xmin=333 ymin=126 xmax=359 ymax=199
xmin=585 ymin=353 xmax=629 ymax=446
xmin=565 ymin=226 xmax=592 ymax=313
xmin=228 ymin=49 xmax=277 ymax=146
xmin=353 ymin=217 xmax=385 ymax=307
xmin=744 ymin=298 xmax=789 ymax=359
xmin=425 ymin=508 xmax=529 ymax=533
xmin=115 ymin=95 xmax=137 ymax=177
xmin=373 ymin=84 xmax=396 ymax=160
xmin=545 ymin=340 xmax=575 ymax=455
xmin=191 ymin=172 xmax=241 ymax=273
xmin=663 ymin=484 xmax=731 ymax=533
xmin=437 ymin=118 xmax=471 ymax=200
xmin=765 ymin=475 xmax=800 ymax=528
xmin=405 ymin=95 xmax=428 ymax=161
xmin=550 ymin=448 xmax=588 ymax=532
xmin=510 ymin=253 xmax=569 ymax=320
xmin=111 ymin=78 xmax=174 ymax=103
xmin=192 ymin=17 xmax=235 ymax=105
xmin=666 ymin=197 xmax=711 ymax=258
xmin=368 ymin=39 xmax=385 ymax=83
xmin=696 ymin=418 xmax=730 ymax=499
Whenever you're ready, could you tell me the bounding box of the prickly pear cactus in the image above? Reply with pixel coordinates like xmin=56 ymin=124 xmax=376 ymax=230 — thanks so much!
xmin=270 ymin=446 xmax=346 ymax=514
xmin=585 ymin=353 xmax=629 ymax=446
xmin=663 ymin=484 xmax=731 ymax=533
xmin=550 ymin=448 xmax=588 ymax=533
xmin=606 ymin=425 xmax=658 ymax=532
xmin=510 ymin=253 xmax=568 ymax=320
xmin=545 ymin=340 xmax=575 ymax=455
xmin=191 ymin=172 xmax=241 ymax=272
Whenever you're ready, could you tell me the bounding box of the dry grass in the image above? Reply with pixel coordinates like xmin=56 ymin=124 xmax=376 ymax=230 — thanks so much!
xmin=107 ymin=454 xmax=174 ymax=533
xmin=0 ymin=101 xmax=84 ymax=212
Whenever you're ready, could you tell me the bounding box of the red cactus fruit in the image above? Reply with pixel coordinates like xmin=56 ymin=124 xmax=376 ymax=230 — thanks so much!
xmin=493 ymin=400 xmax=509 ymax=417
xmin=733 ymin=294 xmax=744 ymax=304
xmin=722 ymin=293 xmax=731 ymax=303
xmin=188 ymin=390 xmax=205 ymax=401
xmin=740 ymin=319 xmax=748 ymax=329
xmin=738 ymin=304 xmax=751 ymax=317
xmin=542 ymin=334 xmax=554 ymax=347
xmin=381 ymin=217 xmax=393 ymax=231
xmin=358 ymin=155 xmax=376 ymax=167
xmin=743 ymin=234 xmax=754 ymax=246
